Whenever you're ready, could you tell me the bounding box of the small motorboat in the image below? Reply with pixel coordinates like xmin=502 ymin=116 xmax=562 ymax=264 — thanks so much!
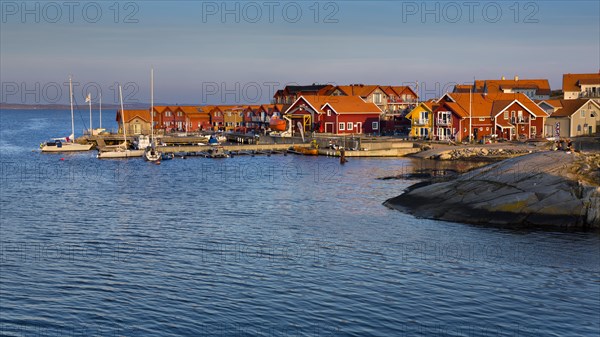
xmin=288 ymin=146 xmax=319 ymax=156
xmin=206 ymin=146 xmax=229 ymax=158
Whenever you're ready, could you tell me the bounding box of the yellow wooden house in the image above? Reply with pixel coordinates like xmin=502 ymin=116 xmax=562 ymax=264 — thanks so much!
xmin=405 ymin=101 xmax=436 ymax=139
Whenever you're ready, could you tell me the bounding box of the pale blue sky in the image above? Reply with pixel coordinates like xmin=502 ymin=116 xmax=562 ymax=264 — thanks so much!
xmin=1 ymin=0 xmax=599 ymax=105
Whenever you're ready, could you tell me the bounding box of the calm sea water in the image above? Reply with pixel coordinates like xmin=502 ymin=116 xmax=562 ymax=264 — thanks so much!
xmin=0 ymin=109 xmax=599 ymax=336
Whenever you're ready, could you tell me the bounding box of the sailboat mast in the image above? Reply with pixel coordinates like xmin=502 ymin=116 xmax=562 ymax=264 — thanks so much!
xmin=99 ymin=92 xmax=102 ymax=129
xmin=119 ymin=85 xmax=127 ymax=144
xmin=88 ymin=92 xmax=93 ymax=135
xmin=70 ymin=76 xmax=75 ymax=143
xmin=151 ymin=68 xmax=154 ymax=142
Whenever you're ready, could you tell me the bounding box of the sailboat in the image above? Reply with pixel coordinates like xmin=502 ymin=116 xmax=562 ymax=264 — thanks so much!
xmin=97 ymin=85 xmax=144 ymax=159
xmin=144 ymin=68 xmax=161 ymax=162
xmin=40 ymin=77 xmax=94 ymax=152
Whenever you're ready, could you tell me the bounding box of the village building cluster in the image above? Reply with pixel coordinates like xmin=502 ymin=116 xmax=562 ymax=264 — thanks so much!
xmin=118 ymin=72 xmax=600 ymax=141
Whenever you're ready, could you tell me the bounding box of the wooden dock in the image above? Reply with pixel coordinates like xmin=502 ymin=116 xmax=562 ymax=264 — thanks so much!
xmin=81 ymin=133 xmax=420 ymax=158
xmin=157 ymin=143 xmax=310 ymax=155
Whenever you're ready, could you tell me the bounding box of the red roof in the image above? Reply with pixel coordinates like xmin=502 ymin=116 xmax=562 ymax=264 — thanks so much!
xmin=563 ymin=73 xmax=600 ymax=92
xmin=117 ymin=109 xmax=151 ymax=123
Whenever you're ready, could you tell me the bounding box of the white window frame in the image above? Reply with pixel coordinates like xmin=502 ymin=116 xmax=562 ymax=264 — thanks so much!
xmin=504 ymin=111 xmax=509 ymax=120
xmin=347 ymin=122 xmax=353 ymax=130
xmin=339 ymin=123 xmax=345 ymax=131
xmin=327 ymin=109 xmax=331 ymax=117
xmin=373 ymin=93 xmax=382 ymax=104
xmin=372 ymin=121 xmax=379 ymax=130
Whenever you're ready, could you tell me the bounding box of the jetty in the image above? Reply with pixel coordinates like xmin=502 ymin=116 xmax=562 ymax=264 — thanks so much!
xmin=79 ymin=132 xmax=421 ymax=158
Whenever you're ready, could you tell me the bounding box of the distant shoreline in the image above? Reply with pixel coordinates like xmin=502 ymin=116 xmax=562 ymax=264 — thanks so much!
xmin=0 ymin=103 xmax=128 ymax=110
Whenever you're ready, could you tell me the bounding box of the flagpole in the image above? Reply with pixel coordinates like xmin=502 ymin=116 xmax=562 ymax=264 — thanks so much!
xmin=151 ymin=67 xmax=154 ymax=143
xmin=70 ymin=76 xmax=75 ymax=143
xmin=469 ymin=87 xmax=472 ymax=143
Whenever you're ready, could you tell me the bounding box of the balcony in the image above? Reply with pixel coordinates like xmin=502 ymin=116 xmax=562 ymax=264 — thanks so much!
xmin=437 ymin=119 xmax=451 ymax=126
xmin=510 ymin=116 xmax=529 ymax=124
xmin=414 ymin=118 xmax=429 ymax=126
xmin=579 ymin=91 xmax=600 ymax=99
xmin=388 ymin=97 xmax=417 ymax=104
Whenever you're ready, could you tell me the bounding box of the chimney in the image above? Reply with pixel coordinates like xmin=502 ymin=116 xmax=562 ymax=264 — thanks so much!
xmin=514 ymin=75 xmax=519 ymax=81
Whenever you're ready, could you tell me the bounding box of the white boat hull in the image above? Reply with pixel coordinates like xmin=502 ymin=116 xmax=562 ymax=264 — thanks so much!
xmin=97 ymin=149 xmax=144 ymax=159
xmin=41 ymin=143 xmax=94 ymax=152
xmin=144 ymin=148 xmax=161 ymax=162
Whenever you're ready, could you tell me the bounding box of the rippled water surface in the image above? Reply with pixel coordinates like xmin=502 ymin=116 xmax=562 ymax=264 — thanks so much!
xmin=1 ymin=110 xmax=599 ymax=336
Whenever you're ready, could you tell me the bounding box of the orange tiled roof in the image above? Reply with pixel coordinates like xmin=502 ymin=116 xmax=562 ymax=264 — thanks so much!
xmin=387 ymin=86 xmax=417 ymax=98
xmin=318 ymin=95 xmax=382 ymax=114
xmin=179 ymin=106 xmax=200 ymax=114
xmin=552 ymin=99 xmax=599 ymax=117
xmin=484 ymin=79 xmax=551 ymax=96
xmin=538 ymin=99 xmax=563 ymax=109
xmin=335 ymin=85 xmax=384 ymax=97
xmin=563 ymin=73 xmax=600 ymax=92
xmin=445 ymin=92 xmax=548 ymax=119
xmin=118 ymin=109 xmax=151 ymax=123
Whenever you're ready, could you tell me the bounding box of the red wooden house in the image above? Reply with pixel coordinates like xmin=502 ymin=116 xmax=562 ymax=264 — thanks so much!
xmin=153 ymin=106 xmax=188 ymax=132
xmin=490 ymin=94 xmax=547 ymax=140
xmin=432 ymin=93 xmax=547 ymax=141
xmin=175 ymin=106 xmax=210 ymax=131
xmin=243 ymin=105 xmax=262 ymax=130
xmin=284 ymin=95 xmax=382 ymax=135
xmin=208 ymin=106 xmax=226 ymax=131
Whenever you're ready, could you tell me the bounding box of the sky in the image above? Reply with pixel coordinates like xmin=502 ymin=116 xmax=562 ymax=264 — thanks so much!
xmin=1 ymin=0 xmax=599 ymax=105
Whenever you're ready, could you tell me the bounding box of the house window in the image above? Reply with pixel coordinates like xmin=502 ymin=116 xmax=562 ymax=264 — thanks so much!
xmin=581 ymin=110 xmax=585 ymax=118
xmin=372 ymin=121 xmax=379 ymax=130
xmin=177 ymin=111 xmax=183 ymax=117
xmin=165 ymin=111 xmax=172 ymax=117
xmin=327 ymin=109 xmax=331 ymax=117
xmin=339 ymin=123 xmax=345 ymax=131
xmin=486 ymin=127 xmax=489 ymax=131
xmin=438 ymin=111 xmax=451 ymax=124
xmin=479 ymin=117 xmax=485 ymax=121
xmin=577 ymin=125 xmax=582 ymax=132
xmin=347 ymin=122 xmax=353 ymax=130
xmin=504 ymin=111 xmax=509 ymax=120
xmin=373 ymin=93 xmax=382 ymax=104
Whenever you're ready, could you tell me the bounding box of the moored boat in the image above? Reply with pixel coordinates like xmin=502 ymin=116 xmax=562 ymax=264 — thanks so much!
xmin=97 ymin=148 xmax=144 ymax=159
xmin=288 ymin=146 xmax=319 ymax=156
xmin=144 ymin=68 xmax=161 ymax=162
xmin=97 ymin=85 xmax=141 ymax=159
xmin=41 ymin=76 xmax=94 ymax=152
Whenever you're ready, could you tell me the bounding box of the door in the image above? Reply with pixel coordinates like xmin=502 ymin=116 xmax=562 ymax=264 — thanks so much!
xmin=356 ymin=122 xmax=362 ymax=134
xmin=325 ymin=122 xmax=333 ymax=133
xmin=589 ymin=126 xmax=594 ymax=135
xmin=133 ymin=123 xmax=142 ymax=135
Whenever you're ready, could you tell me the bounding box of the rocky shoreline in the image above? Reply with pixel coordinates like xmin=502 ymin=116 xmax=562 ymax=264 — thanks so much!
xmin=385 ymin=151 xmax=600 ymax=231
